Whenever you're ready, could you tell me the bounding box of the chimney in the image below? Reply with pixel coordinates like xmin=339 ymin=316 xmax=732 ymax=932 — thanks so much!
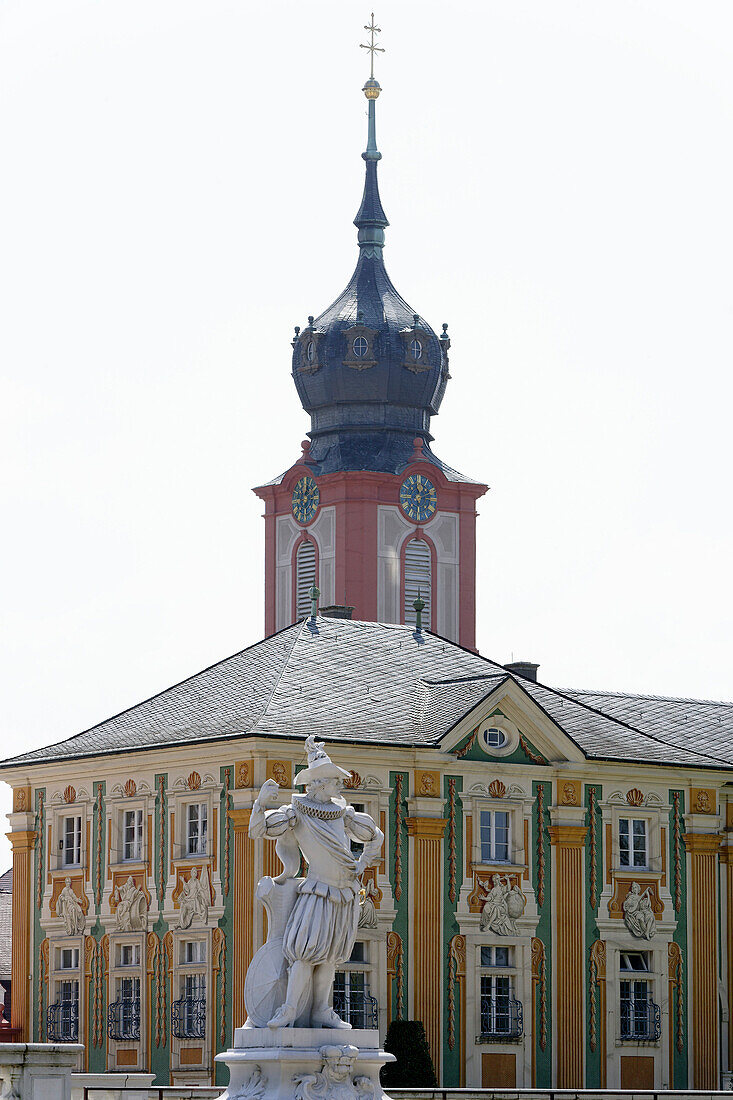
xmin=505 ymin=660 xmax=539 ymax=683
xmin=320 ymin=605 xmax=355 ymax=620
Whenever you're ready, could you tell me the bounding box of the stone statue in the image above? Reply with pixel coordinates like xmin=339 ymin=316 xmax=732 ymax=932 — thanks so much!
xmin=57 ymin=877 xmax=85 ymax=935
xmin=179 ymin=866 xmax=210 ymax=929
xmin=294 ymin=1044 xmax=375 ymax=1100
xmin=113 ymin=875 xmax=148 ymax=931
xmin=247 ymin=736 xmax=384 ymax=1029
xmin=623 ymin=882 xmax=656 ymax=939
xmin=357 ymin=878 xmax=378 ymax=930
xmin=479 ymin=874 xmax=525 ymax=935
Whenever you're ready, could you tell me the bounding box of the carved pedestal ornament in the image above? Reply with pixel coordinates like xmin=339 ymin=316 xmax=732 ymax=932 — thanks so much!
xmin=295 ymin=1045 xmax=375 ymax=1100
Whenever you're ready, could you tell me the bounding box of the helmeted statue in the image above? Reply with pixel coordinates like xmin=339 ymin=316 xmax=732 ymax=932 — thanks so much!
xmin=247 ymin=736 xmax=384 ymax=1029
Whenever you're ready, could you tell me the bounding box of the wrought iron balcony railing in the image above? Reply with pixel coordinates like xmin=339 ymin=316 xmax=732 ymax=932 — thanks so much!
xmin=477 ymin=998 xmax=523 ymax=1042
xmin=333 ymin=988 xmax=378 ymax=1030
xmin=47 ymin=1001 xmax=78 ymax=1042
xmin=620 ymin=999 xmax=661 ymax=1042
xmin=171 ymin=996 xmax=207 ymax=1039
xmin=107 ymin=997 xmax=141 ymax=1041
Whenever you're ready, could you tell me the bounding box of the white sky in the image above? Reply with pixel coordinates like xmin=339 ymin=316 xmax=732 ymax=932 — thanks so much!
xmin=1 ymin=0 xmax=732 ymax=869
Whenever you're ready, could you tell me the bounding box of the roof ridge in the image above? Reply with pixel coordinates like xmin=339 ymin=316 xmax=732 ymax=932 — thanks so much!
xmin=563 ymin=686 xmax=733 ymax=708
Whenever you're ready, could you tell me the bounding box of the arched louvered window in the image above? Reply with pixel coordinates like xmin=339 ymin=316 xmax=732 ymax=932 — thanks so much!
xmin=404 ymin=539 xmax=432 ymax=629
xmin=295 ymin=540 xmax=317 ymax=619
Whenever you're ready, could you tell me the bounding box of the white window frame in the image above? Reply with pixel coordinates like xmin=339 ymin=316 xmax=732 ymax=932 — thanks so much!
xmin=56 ymin=947 xmax=80 ymax=971
xmin=61 ymin=815 xmax=82 ymax=868
xmin=619 ymin=817 xmax=648 ymax=869
xmin=479 ymin=809 xmax=511 ymax=864
xmin=185 ymin=803 xmax=208 ymax=857
xmin=122 ymin=808 xmax=144 ymax=863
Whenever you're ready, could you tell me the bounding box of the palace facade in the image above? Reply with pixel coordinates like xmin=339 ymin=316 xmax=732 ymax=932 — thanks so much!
xmin=3 ymin=48 xmax=733 ymax=1095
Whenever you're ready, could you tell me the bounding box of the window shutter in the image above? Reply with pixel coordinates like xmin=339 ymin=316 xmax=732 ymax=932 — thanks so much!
xmin=296 ymin=541 xmax=317 ymax=619
xmin=404 ymin=539 xmax=432 ymax=628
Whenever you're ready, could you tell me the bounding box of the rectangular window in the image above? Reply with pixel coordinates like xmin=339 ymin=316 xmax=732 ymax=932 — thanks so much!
xmin=350 ymin=803 xmax=366 ymax=856
xmin=186 ymin=803 xmax=208 ymax=856
xmin=62 ymin=816 xmax=82 ymax=867
xmin=119 ymin=944 xmax=140 ymax=967
xmin=57 ymin=948 xmax=79 ymax=970
xmin=183 ymin=973 xmax=206 ymax=1001
xmin=334 ymin=969 xmax=375 ymax=1029
xmin=123 ymin=809 xmax=143 ymax=862
xmin=349 ymin=942 xmax=366 ymax=964
xmin=50 ymin=979 xmax=79 ymax=1041
xmin=620 ymin=951 xmax=649 ymax=973
xmin=479 ymin=810 xmax=510 ymax=863
xmin=480 ymin=974 xmax=512 ymax=1036
xmin=183 ymin=940 xmax=206 ymax=964
xmin=480 ymin=946 xmax=512 ymax=968
xmin=620 ymin=979 xmax=651 ymax=1040
xmin=619 ymin=818 xmax=647 ymax=868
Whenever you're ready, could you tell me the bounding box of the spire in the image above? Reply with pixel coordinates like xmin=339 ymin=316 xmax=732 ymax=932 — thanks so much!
xmin=355 ymin=15 xmax=389 ymax=252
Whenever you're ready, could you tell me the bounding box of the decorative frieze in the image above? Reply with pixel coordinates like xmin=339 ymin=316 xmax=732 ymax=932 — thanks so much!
xmin=393 ymin=773 xmax=404 ymax=902
xmin=447 ymin=778 xmax=457 ymax=904
xmin=386 ymin=930 xmax=404 ymax=1022
xmin=668 ymin=941 xmax=684 ymax=1055
xmin=536 ymin=783 xmax=546 ymax=907
xmin=447 ymin=933 xmax=466 ymax=1069
xmin=588 ymin=786 xmax=598 ymax=911
xmin=672 ymin=791 xmax=682 ymax=912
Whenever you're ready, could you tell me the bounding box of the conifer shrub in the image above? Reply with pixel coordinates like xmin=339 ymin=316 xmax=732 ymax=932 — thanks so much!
xmin=380 ymin=1020 xmax=438 ymax=1087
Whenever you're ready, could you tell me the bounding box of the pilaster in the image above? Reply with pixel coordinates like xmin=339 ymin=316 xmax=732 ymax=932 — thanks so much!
xmin=548 ymin=814 xmax=587 ymax=1088
xmin=405 ymin=813 xmax=446 ymax=1077
xmin=8 ymin=817 xmax=36 ymax=1040
xmin=683 ymin=830 xmax=721 ymax=1089
xmin=229 ymin=802 xmax=256 ymax=1031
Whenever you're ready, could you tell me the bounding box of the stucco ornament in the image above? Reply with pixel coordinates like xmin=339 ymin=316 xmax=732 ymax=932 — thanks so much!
xmin=113 ymin=875 xmax=148 ymax=931
xmin=358 ymin=878 xmax=379 ymax=930
xmin=623 ymin=881 xmax=656 ymax=939
xmin=479 ymin=874 xmax=526 ymax=935
xmin=227 ymin=1066 xmax=266 ymax=1100
xmin=294 ymin=1045 xmax=375 ymax=1100
xmin=179 ymin=866 xmax=210 ymax=929
xmin=246 ymin=735 xmax=384 ymax=1029
xmin=57 ymin=877 xmax=85 ymax=935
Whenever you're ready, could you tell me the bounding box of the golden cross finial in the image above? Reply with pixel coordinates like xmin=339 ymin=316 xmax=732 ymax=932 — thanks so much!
xmin=360 ymin=13 xmax=384 ymax=80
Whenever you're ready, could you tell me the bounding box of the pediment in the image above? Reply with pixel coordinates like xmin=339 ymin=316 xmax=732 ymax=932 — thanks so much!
xmin=438 ymin=677 xmax=586 ymax=765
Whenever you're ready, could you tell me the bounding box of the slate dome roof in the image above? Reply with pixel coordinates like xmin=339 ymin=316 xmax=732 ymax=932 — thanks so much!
xmin=289 ymin=80 xmax=453 ymax=479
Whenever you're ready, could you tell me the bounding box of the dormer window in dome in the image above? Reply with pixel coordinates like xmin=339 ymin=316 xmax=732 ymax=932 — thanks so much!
xmin=296 ymin=328 xmax=324 ymax=375
xmin=342 ymin=322 xmax=378 ymax=371
xmin=400 ymin=322 xmax=432 ymax=374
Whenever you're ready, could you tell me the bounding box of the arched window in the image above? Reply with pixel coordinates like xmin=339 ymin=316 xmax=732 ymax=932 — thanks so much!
xmin=295 ymin=540 xmax=317 ymax=619
xmin=404 ymin=539 xmax=432 ymax=629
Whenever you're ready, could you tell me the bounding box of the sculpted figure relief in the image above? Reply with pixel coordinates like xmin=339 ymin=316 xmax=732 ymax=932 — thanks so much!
xmin=479 ymin=874 xmax=526 ymax=936
xmin=294 ymin=1044 xmax=375 ymax=1100
xmin=179 ymin=866 xmax=210 ymax=929
xmin=623 ymin=882 xmax=656 ymax=939
xmin=357 ymin=878 xmax=378 ymax=930
xmin=247 ymin=736 xmax=384 ymax=1029
xmin=113 ymin=875 xmax=148 ymax=931
xmin=57 ymin=877 xmax=85 ymax=935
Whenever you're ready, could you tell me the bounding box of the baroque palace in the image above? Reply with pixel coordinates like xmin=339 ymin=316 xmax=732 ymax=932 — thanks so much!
xmin=3 ymin=35 xmax=733 ymax=1095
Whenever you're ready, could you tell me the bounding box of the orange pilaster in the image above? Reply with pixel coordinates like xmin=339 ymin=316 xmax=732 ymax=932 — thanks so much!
xmin=684 ymin=831 xmax=720 ymax=1089
xmin=406 ymin=816 xmax=446 ymax=1075
xmin=548 ymin=824 xmax=587 ymax=1087
xmin=229 ymin=808 xmax=254 ymax=1031
xmin=9 ymin=828 xmax=36 ymax=1040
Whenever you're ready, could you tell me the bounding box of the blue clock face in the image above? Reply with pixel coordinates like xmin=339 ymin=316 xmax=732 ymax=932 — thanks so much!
xmin=400 ymin=474 xmax=437 ymax=523
xmin=292 ymin=476 xmax=320 ymax=524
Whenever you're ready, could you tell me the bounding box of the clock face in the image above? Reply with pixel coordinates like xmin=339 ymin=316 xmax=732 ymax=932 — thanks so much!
xmin=292 ymin=476 xmax=320 ymax=524
xmin=399 ymin=474 xmax=437 ymax=523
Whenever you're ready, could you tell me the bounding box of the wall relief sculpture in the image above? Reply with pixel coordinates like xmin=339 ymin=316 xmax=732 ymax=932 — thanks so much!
xmin=178 ymin=866 xmax=210 ymax=929
xmin=479 ymin=873 xmax=526 ymax=935
xmin=112 ymin=875 xmax=148 ymax=931
xmin=623 ymin=881 xmax=657 ymax=939
xmin=357 ymin=878 xmax=379 ymax=930
xmin=294 ymin=1045 xmax=375 ymax=1100
xmin=57 ymin=877 xmax=86 ymax=935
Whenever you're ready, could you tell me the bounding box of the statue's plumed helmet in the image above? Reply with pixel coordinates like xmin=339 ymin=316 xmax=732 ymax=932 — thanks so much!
xmin=294 ymin=736 xmax=351 ymax=786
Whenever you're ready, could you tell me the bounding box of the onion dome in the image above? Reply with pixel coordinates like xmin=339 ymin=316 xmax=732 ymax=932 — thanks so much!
xmin=290 ymin=76 xmax=454 ymax=478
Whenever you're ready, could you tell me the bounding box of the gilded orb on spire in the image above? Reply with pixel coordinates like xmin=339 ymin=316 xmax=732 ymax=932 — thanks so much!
xmin=360 ymin=13 xmax=384 ymax=97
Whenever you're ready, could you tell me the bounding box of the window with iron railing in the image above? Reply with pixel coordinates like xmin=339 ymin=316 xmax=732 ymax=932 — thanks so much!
xmin=172 ymin=975 xmax=206 ymax=1039
xmin=47 ymin=980 xmax=79 ymax=1042
xmin=620 ymin=980 xmax=660 ymax=1041
xmin=478 ymin=975 xmax=522 ymax=1041
xmin=108 ymin=976 xmax=141 ymax=1041
xmin=333 ymin=969 xmax=378 ymax=1030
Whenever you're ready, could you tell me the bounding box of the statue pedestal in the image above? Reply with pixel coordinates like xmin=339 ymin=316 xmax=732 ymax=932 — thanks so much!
xmin=215 ymin=1027 xmax=395 ymax=1100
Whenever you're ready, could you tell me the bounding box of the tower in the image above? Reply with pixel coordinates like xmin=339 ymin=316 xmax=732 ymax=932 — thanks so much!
xmin=254 ymin=44 xmax=487 ymax=650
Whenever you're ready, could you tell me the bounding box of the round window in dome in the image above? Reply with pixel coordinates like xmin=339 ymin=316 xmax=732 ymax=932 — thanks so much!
xmin=410 ymin=339 xmax=422 ymax=361
xmin=306 ymin=341 xmax=315 ymax=363
xmin=353 ymin=336 xmax=369 ymax=359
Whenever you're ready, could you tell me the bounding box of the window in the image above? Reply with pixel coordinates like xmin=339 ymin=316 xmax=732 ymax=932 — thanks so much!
xmin=57 ymin=948 xmax=79 ymax=970
xmin=619 ymin=818 xmax=647 ymax=868
xmin=118 ymin=944 xmax=140 ymax=967
xmin=481 ymin=946 xmax=511 ymax=968
xmin=295 ymin=540 xmax=317 ymax=619
xmin=186 ymin=803 xmax=208 ymax=857
xmin=480 ymin=810 xmax=510 ymax=863
xmin=182 ymin=940 xmax=206 ymax=964
xmin=480 ymin=975 xmax=514 ymax=1036
xmin=404 ymin=539 xmax=431 ymax=629
xmin=172 ymin=974 xmax=207 ymax=1038
xmin=48 ymin=979 xmax=79 ymax=1042
xmin=350 ymin=803 xmax=365 ymax=857
xmin=123 ymin=809 xmax=143 ymax=862
xmin=409 ymin=338 xmax=422 ymax=361
xmin=620 ymin=952 xmax=659 ymax=1041
xmin=349 ymin=941 xmax=366 ymax=964
xmin=485 ymin=726 xmax=507 ymax=748
xmin=620 ymin=951 xmax=649 ymax=973
xmin=108 ymin=976 xmax=141 ymax=1041
xmin=333 ymin=970 xmax=377 ymax=1029
xmin=62 ymin=816 xmax=82 ymax=867
xmin=306 ymin=340 xmax=315 ymax=363
xmin=352 ymin=336 xmax=368 ymax=359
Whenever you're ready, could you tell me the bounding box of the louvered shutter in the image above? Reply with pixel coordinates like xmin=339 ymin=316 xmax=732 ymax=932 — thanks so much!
xmin=404 ymin=539 xmax=432 ymax=628
xmin=295 ymin=541 xmax=317 ymax=619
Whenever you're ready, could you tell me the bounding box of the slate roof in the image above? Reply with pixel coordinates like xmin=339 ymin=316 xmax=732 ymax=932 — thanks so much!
xmin=2 ymin=618 xmax=733 ymax=773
